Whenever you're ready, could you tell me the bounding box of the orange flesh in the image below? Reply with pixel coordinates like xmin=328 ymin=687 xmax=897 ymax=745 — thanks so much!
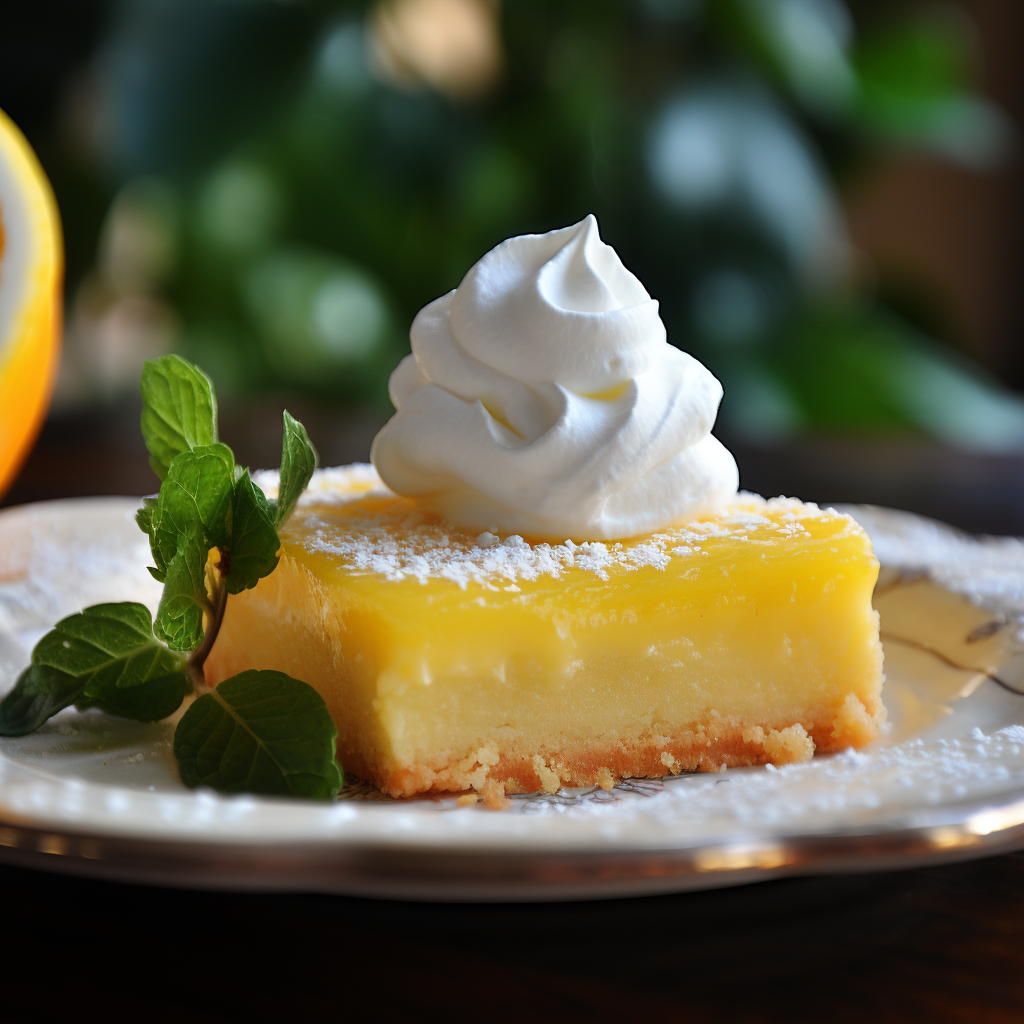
xmin=0 ymin=108 xmax=64 ymax=501
xmin=0 ymin=257 xmax=62 ymax=496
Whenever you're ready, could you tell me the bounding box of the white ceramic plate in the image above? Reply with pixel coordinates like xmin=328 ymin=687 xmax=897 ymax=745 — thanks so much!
xmin=0 ymin=496 xmax=1023 ymax=901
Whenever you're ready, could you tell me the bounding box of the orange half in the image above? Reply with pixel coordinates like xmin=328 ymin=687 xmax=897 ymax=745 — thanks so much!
xmin=0 ymin=108 xmax=63 ymax=501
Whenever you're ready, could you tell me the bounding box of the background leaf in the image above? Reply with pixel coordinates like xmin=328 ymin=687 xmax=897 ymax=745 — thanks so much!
xmin=140 ymin=354 xmax=219 ymax=481
xmin=272 ymin=410 xmax=318 ymax=526
xmin=0 ymin=603 xmax=189 ymax=735
xmin=853 ymin=15 xmax=1010 ymax=167
xmin=226 ymin=471 xmax=280 ymax=594
xmin=173 ymin=669 xmax=343 ymax=799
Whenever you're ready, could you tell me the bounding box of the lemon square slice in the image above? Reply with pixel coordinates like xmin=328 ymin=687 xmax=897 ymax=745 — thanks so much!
xmin=206 ymin=466 xmax=884 ymax=799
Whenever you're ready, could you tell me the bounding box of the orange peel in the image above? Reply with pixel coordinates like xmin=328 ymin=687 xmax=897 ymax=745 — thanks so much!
xmin=0 ymin=107 xmax=63 ymax=502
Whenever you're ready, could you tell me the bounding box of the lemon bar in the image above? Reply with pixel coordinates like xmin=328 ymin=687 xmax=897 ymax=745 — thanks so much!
xmin=204 ymin=465 xmax=884 ymax=800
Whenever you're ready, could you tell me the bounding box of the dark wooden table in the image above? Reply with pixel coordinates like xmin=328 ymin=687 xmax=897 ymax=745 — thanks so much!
xmin=1 ymin=852 xmax=1022 ymax=1023
xmin=4 ymin=406 xmax=1024 ymax=1023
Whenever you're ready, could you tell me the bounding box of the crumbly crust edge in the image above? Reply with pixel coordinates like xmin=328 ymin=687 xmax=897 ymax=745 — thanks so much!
xmin=344 ymin=695 xmax=885 ymax=804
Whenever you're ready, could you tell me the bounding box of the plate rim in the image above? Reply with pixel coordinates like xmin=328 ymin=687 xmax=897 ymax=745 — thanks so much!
xmin=0 ymin=788 xmax=1022 ymax=900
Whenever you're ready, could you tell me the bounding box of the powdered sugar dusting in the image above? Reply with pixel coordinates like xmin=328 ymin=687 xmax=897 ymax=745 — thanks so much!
xmin=497 ymin=725 xmax=1024 ymax=833
xmin=0 ymin=498 xmax=161 ymax=634
xmin=256 ymin=467 xmax=853 ymax=588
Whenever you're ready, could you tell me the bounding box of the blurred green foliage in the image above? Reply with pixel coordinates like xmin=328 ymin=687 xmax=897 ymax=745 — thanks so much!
xmin=64 ymin=0 xmax=1022 ymax=448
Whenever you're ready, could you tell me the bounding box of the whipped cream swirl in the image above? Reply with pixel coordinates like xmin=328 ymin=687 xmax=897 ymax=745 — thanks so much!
xmin=371 ymin=215 xmax=738 ymax=540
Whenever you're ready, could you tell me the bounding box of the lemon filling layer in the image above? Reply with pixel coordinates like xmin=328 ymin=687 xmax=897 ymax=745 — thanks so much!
xmin=206 ymin=466 xmax=885 ymax=799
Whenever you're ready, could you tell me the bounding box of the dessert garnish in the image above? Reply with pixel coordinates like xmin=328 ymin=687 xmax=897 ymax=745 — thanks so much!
xmin=372 ymin=214 xmax=739 ymax=539
xmin=0 ymin=355 xmax=343 ymax=800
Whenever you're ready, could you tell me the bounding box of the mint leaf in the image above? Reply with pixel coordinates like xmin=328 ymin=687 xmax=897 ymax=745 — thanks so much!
xmin=148 ymin=443 xmax=235 ymax=576
xmin=226 ymin=471 xmax=280 ymax=594
xmin=143 ymin=449 xmax=275 ymax=618
xmin=0 ymin=603 xmax=189 ymax=735
xmin=136 ymin=496 xmax=157 ymax=541
xmin=140 ymin=355 xmax=218 ymax=481
xmin=173 ymin=670 xmax=343 ymax=799
xmin=0 ymin=665 xmax=84 ymax=736
xmin=154 ymin=529 xmax=210 ymax=651
xmin=273 ymin=410 xmax=318 ymax=526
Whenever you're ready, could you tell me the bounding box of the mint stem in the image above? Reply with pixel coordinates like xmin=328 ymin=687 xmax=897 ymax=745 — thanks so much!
xmin=187 ymin=565 xmax=228 ymax=693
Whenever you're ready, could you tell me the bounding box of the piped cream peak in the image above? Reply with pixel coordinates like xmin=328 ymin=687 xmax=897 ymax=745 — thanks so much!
xmin=371 ymin=215 xmax=738 ymax=540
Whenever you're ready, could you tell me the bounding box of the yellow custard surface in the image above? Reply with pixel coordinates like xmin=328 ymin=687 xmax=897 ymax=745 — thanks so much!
xmin=205 ymin=466 xmax=885 ymax=800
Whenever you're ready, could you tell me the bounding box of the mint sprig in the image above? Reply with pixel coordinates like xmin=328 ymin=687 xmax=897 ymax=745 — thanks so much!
xmin=226 ymin=470 xmax=281 ymax=594
xmin=146 ymin=441 xmax=236 ymax=649
xmin=174 ymin=671 xmax=343 ymax=799
xmin=150 ymin=443 xmax=236 ymax=573
xmin=272 ymin=410 xmax=318 ymax=527
xmin=0 ymin=603 xmax=189 ymax=735
xmin=0 ymin=356 xmax=338 ymax=801
xmin=154 ymin=526 xmax=210 ymax=652
xmin=140 ymin=355 xmax=219 ymax=481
